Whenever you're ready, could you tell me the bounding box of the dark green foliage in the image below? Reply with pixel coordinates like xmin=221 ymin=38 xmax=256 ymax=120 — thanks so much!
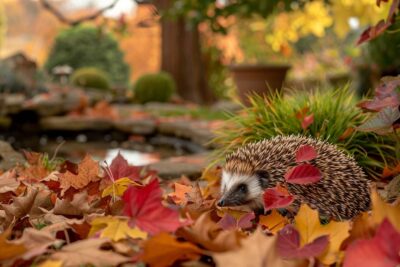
xmin=70 ymin=67 xmax=110 ymax=91
xmin=0 ymin=64 xmax=26 ymax=93
xmin=133 ymin=72 xmax=176 ymax=103
xmin=45 ymin=26 xmax=129 ymax=85
xmin=366 ymin=20 xmax=400 ymax=73
xmin=212 ymin=87 xmax=397 ymax=179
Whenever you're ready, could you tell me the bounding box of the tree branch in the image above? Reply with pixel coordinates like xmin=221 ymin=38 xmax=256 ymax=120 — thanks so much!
xmin=39 ymin=0 xmax=119 ymax=26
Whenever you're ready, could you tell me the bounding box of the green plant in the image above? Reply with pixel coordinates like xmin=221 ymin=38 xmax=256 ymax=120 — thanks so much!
xmin=365 ymin=19 xmax=400 ymax=74
xmin=71 ymin=67 xmax=110 ymax=91
xmin=45 ymin=26 xmax=129 ymax=85
xmin=133 ymin=72 xmax=176 ymax=104
xmin=212 ymin=86 xmax=397 ymax=179
xmin=0 ymin=64 xmax=26 ymax=93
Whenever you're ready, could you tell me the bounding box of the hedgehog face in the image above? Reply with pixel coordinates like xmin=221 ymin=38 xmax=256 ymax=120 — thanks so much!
xmin=217 ymin=170 xmax=266 ymax=209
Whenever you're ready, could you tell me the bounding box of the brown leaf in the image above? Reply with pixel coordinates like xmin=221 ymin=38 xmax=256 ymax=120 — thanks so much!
xmin=141 ymin=232 xmax=202 ymax=267
xmin=0 ymin=228 xmax=26 ymax=261
xmin=13 ymin=228 xmax=60 ymax=260
xmin=213 ymin=228 xmax=299 ymax=267
xmin=177 ymin=211 xmax=243 ymax=252
xmin=53 ymin=191 xmax=97 ymax=216
xmin=51 ymin=238 xmax=129 ymax=267
xmin=0 ymin=170 xmax=20 ymax=193
xmin=57 ymin=155 xmax=100 ymax=194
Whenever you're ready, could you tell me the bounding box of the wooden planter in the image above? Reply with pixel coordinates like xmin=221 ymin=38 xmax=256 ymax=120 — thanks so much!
xmin=230 ymin=64 xmax=290 ymax=103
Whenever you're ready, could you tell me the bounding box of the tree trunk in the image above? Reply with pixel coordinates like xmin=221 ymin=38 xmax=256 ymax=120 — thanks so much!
xmin=154 ymin=0 xmax=215 ymax=104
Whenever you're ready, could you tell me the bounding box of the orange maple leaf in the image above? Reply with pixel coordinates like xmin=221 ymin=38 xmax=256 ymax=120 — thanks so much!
xmin=58 ymin=155 xmax=100 ymax=193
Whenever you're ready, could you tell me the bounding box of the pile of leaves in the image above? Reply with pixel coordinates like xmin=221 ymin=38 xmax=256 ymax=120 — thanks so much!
xmin=0 ymin=147 xmax=399 ymax=267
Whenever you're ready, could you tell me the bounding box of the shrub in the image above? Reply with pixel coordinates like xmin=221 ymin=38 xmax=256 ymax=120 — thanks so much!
xmin=365 ymin=20 xmax=400 ymax=74
xmin=133 ymin=72 xmax=176 ymax=103
xmin=45 ymin=26 xmax=130 ymax=85
xmin=212 ymin=87 xmax=397 ymax=179
xmin=0 ymin=65 xmax=26 ymax=93
xmin=71 ymin=67 xmax=110 ymax=91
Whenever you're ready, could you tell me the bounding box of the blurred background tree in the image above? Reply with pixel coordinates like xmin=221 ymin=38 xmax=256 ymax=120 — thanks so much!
xmin=45 ymin=26 xmax=130 ymax=86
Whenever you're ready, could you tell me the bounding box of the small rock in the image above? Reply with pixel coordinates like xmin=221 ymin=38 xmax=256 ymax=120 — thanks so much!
xmin=148 ymin=153 xmax=209 ymax=180
xmin=40 ymin=116 xmax=113 ymax=131
xmin=211 ymin=100 xmax=241 ymax=113
xmin=0 ymin=141 xmax=25 ymax=170
xmin=114 ymin=119 xmax=156 ymax=135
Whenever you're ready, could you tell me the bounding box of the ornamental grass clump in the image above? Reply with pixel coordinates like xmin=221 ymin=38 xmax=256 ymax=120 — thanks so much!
xmin=212 ymin=86 xmax=398 ymax=179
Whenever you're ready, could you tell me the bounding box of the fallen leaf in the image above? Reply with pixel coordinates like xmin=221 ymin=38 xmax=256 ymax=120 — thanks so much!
xmin=0 ymin=170 xmax=20 ymax=193
xmin=284 ymin=164 xmax=322 ymax=184
xmin=177 ymin=211 xmax=243 ymax=252
xmin=168 ymin=182 xmax=193 ymax=205
xmin=357 ymin=107 xmax=400 ymax=135
xmin=51 ymin=238 xmax=129 ymax=267
xmin=0 ymin=228 xmax=26 ymax=261
xmin=58 ymin=154 xmax=100 ymax=194
xmin=301 ymin=114 xmax=314 ymax=130
xmin=13 ymin=228 xmax=60 ymax=260
xmin=294 ymin=204 xmax=350 ymax=265
xmin=263 ymin=185 xmax=295 ymax=211
xmin=89 ymin=216 xmax=147 ymax=241
xmin=259 ymin=209 xmax=288 ymax=234
xmin=295 ymin=145 xmax=317 ymax=162
xmin=213 ymin=228 xmax=298 ymax=267
xmin=370 ymin=189 xmax=400 ymax=232
xmin=277 ymin=224 xmax=328 ymax=259
xmin=53 ymin=191 xmax=92 ymax=216
xmin=218 ymin=211 xmax=255 ymax=230
xmin=122 ymin=179 xmax=186 ymax=234
xmin=343 ymin=219 xmax=400 ymax=267
xmin=1 ymin=187 xmax=52 ymax=226
xmin=38 ymin=260 xmax=63 ymax=267
xmin=105 ymin=152 xmax=143 ymax=181
xmin=101 ymin=177 xmax=141 ymax=198
xmin=141 ymin=232 xmax=202 ymax=267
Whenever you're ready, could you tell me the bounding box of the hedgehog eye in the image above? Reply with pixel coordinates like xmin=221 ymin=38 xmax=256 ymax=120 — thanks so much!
xmin=255 ymin=170 xmax=270 ymax=179
xmin=237 ymin=184 xmax=247 ymax=193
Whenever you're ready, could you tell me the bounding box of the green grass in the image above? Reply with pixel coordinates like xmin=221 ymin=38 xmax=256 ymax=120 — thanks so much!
xmin=151 ymin=107 xmax=230 ymax=121
xmin=212 ymin=86 xmax=399 ymax=179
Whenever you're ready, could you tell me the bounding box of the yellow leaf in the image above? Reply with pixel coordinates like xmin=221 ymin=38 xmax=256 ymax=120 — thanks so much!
xmin=259 ymin=210 xmax=288 ymax=234
xmin=101 ymin=177 xmax=141 ymax=198
xmin=89 ymin=216 xmax=147 ymax=241
xmin=371 ymin=189 xmax=400 ymax=232
xmin=38 ymin=260 xmax=63 ymax=267
xmin=0 ymin=228 xmax=26 ymax=261
xmin=294 ymin=204 xmax=350 ymax=265
xmin=141 ymin=232 xmax=202 ymax=267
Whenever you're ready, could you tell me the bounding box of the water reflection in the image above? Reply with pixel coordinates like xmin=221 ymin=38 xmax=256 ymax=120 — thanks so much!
xmin=104 ymin=148 xmax=160 ymax=166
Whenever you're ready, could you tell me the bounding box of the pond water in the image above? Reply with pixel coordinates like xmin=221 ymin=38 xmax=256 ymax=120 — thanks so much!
xmin=1 ymin=132 xmax=198 ymax=166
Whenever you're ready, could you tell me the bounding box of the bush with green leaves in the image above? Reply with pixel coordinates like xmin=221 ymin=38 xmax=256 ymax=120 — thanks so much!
xmin=133 ymin=72 xmax=176 ymax=103
xmin=212 ymin=87 xmax=397 ymax=179
xmin=365 ymin=20 xmax=400 ymax=74
xmin=71 ymin=67 xmax=110 ymax=91
xmin=0 ymin=64 xmax=26 ymax=93
xmin=45 ymin=26 xmax=129 ymax=85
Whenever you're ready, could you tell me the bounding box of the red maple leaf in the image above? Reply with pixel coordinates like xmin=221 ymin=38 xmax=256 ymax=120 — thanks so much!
xmin=106 ymin=152 xmax=144 ymax=181
xmin=263 ymin=185 xmax=295 ymax=211
xmin=284 ymin=163 xmax=322 ymax=184
xmin=301 ymin=114 xmax=314 ymax=130
xmin=343 ymin=219 xmax=400 ymax=267
xmin=277 ymin=224 xmax=328 ymax=259
xmin=296 ymin=145 xmax=318 ymax=163
xmin=218 ymin=212 xmax=255 ymax=230
xmin=122 ymin=179 xmax=186 ymax=235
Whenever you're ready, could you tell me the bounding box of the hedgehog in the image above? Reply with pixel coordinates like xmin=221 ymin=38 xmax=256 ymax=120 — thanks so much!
xmin=217 ymin=135 xmax=371 ymax=220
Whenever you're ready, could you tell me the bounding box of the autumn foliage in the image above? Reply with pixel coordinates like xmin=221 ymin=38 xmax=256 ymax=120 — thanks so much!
xmin=0 ymin=144 xmax=399 ymax=267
